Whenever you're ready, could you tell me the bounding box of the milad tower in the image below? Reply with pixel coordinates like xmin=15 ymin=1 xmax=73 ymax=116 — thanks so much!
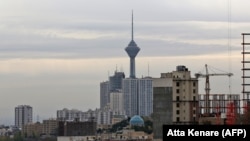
xmin=125 ymin=11 xmax=140 ymax=79
xmin=122 ymin=12 xmax=153 ymax=117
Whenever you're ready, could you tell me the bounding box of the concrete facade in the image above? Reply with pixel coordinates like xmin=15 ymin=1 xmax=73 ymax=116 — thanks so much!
xmin=172 ymin=66 xmax=199 ymax=124
xmin=152 ymin=65 xmax=199 ymax=140
xmin=152 ymin=76 xmax=173 ymax=139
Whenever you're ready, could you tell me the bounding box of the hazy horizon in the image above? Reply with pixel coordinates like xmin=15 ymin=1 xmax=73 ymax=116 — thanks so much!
xmin=0 ymin=0 xmax=249 ymax=125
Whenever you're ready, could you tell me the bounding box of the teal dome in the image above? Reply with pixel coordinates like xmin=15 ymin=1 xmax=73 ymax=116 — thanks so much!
xmin=130 ymin=115 xmax=144 ymax=126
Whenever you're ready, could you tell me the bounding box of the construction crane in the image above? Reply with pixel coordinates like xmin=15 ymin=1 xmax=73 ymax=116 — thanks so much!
xmin=195 ymin=64 xmax=233 ymax=116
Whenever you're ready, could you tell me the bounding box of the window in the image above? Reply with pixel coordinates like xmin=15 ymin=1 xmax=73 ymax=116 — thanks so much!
xmin=176 ymin=110 xmax=180 ymax=114
xmin=176 ymin=89 xmax=179 ymax=93
xmin=176 ymin=117 xmax=180 ymax=122
xmin=193 ymin=96 xmax=196 ymax=101
xmin=176 ymin=103 xmax=179 ymax=107
xmin=193 ymin=82 xmax=196 ymax=87
xmin=193 ymin=89 xmax=196 ymax=94
xmin=176 ymin=96 xmax=179 ymax=101
xmin=176 ymin=82 xmax=180 ymax=87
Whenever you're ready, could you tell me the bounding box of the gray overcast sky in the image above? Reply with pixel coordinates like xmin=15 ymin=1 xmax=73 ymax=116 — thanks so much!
xmin=0 ymin=0 xmax=249 ymax=125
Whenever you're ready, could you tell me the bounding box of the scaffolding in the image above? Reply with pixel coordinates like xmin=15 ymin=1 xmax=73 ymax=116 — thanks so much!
xmin=242 ymin=33 xmax=250 ymax=107
xmin=198 ymin=94 xmax=241 ymax=116
xmin=242 ymin=33 xmax=250 ymax=124
xmin=198 ymin=94 xmax=240 ymax=125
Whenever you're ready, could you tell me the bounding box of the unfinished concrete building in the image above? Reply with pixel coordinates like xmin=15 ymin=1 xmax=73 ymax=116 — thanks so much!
xmin=198 ymin=94 xmax=241 ymax=125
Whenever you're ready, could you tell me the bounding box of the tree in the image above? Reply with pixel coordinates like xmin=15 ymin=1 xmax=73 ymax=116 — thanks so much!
xmin=110 ymin=119 xmax=129 ymax=133
xmin=13 ymin=131 xmax=24 ymax=141
xmin=131 ymin=118 xmax=153 ymax=134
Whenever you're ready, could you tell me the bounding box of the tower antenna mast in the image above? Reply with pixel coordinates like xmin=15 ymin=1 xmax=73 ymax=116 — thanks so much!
xmin=132 ymin=10 xmax=134 ymax=40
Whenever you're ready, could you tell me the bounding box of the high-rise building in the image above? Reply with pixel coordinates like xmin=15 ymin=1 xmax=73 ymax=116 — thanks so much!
xmin=152 ymin=65 xmax=199 ymax=139
xmin=138 ymin=77 xmax=153 ymax=116
xmin=123 ymin=78 xmax=153 ymax=117
xmin=15 ymin=105 xmax=33 ymax=129
xmin=100 ymin=70 xmax=125 ymax=109
xmin=152 ymin=73 xmax=173 ymax=139
xmin=172 ymin=65 xmax=199 ymax=124
xmin=100 ymin=81 xmax=110 ymax=108
xmin=123 ymin=78 xmax=138 ymax=117
xmin=109 ymin=71 xmax=125 ymax=92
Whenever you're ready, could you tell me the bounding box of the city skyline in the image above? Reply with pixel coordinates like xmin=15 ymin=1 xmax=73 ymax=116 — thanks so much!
xmin=0 ymin=0 xmax=249 ymax=125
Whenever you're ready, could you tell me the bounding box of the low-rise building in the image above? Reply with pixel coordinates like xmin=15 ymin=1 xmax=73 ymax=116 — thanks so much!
xmin=58 ymin=119 xmax=97 ymax=136
xmin=42 ymin=118 xmax=58 ymax=136
xmin=22 ymin=122 xmax=43 ymax=138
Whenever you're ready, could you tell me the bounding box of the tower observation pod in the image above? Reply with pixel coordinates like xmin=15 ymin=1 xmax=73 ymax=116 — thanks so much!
xmin=125 ymin=11 xmax=140 ymax=78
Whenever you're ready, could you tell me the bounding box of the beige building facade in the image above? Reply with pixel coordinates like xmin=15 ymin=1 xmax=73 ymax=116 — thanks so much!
xmin=171 ymin=65 xmax=199 ymax=124
xmin=42 ymin=118 xmax=58 ymax=136
xmin=22 ymin=122 xmax=43 ymax=137
xmin=152 ymin=65 xmax=199 ymax=140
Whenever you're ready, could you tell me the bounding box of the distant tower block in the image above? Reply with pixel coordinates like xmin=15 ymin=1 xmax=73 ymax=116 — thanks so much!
xmin=125 ymin=11 xmax=140 ymax=78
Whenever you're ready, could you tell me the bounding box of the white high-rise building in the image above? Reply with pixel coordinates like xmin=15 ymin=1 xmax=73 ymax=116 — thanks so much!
xmin=15 ymin=105 xmax=33 ymax=129
xmin=110 ymin=90 xmax=124 ymax=114
xmin=123 ymin=78 xmax=138 ymax=117
xmin=138 ymin=77 xmax=153 ymax=116
xmin=122 ymin=77 xmax=153 ymax=117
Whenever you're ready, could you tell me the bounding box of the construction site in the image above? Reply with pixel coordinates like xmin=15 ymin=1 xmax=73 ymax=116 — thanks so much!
xmin=197 ymin=34 xmax=250 ymax=125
